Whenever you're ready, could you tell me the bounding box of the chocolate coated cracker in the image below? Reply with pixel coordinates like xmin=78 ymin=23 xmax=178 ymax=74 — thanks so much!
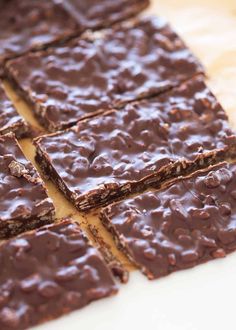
xmin=0 ymin=0 xmax=80 ymax=75
xmin=0 ymin=133 xmax=55 ymax=238
xmin=0 ymin=84 xmax=29 ymax=138
xmin=34 ymin=77 xmax=236 ymax=211
xmin=100 ymin=162 xmax=236 ymax=279
xmin=63 ymin=0 xmax=150 ymax=29
xmin=6 ymin=17 xmax=204 ymax=131
xmin=0 ymin=220 xmax=117 ymax=330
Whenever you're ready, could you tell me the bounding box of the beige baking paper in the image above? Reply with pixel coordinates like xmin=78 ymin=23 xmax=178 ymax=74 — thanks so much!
xmin=3 ymin=0 xmax=236 ymax=271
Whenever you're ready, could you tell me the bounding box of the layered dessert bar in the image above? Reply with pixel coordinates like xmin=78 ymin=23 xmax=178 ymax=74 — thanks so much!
xmin=6 ymin=17 xmax=203 ymax=131
xmin=34 ymin=77 xmax=236 ymax=210
xmin=63 ymin=0 xmax=150 ymax=29
xmin=0 ymin=220 xmax=117 ymax=329
xmin=100 ymin=162 xmax=236 ymax=279
xmin=0 ymin=83 xmax=29 ymax=138
xmin=0 ymin=0 xmax=80 ymax=75
xmin=0 ymin=133 xmax=55 ymax=238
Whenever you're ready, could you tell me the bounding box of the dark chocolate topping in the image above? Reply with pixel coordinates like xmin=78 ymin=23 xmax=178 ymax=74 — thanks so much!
xmin=63 ymin=0 xmax=150 ymax=29
xmin=100 ymin=162 xmax=236 ymax=279
xmin=0 ymin=0 xmax=79 ymax=69
xmin=0 ymin=220 xmax=117 ymax=330
xmin=6 ymin=17 xmax=203 ymax=130
xmin=34 ymin=77 xmax=235 ymax=208
xmin=0 ymin=84 xmax=29 ymax=138
xmin=0 ymin=134 xmax=55 ymax=233
xmin=0 ymin=0 xmax=150 ymax=74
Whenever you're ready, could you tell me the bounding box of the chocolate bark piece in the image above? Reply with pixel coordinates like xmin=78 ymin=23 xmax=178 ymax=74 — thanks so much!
xmin=0 ymin=0 xmax=79 ymax=76
xmin=0 ymin=220 xmax=118 ymax=330
xmin=0 ymin=133 xmax=55 ymax=239
xmin=34 ymin=77 xmax=236 ymax=211
xmin=63 ymin=0 xmax=150 ymax=29
xmin=100 ymin=162 xmax=236 ymax=279
xmin=6 ymin=17 xmax=204 ymax=131
xmin=0 ymin=83 xmax=30 ymax=138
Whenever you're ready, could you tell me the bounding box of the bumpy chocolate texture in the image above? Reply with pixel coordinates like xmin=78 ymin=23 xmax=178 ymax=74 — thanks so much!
xmin=63 ymin=0 xmax=150 ymax=29
xmin=6 ymin=17 xmax=204 ymax=131
xmin=0 ymin=220 xmax=118 ymax=330
xmin=0 ymin=0 xmax=150 ymax=75
xmin=0 ymin=84 xmax=30 ymax=138
xmin=34 ymin=77 xmax=236 ymax=211
xmin=0 ymin=0 xmax=80 ymax=75
xmin=100 ymin=162 xmax=236 ymax=279
xmin=0 ymin=133 xmax=55 ymax=238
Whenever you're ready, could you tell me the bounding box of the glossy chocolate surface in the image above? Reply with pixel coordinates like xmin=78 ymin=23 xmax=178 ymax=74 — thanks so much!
xmin=0 ymin=220 xmax=117 ymax=330
xmin=0 ymin=84 xmax=29 ymax=138
xmin=34 ymin=77 xmax=235 ymax=210
xmin=101 ymin=162 xmax=236 ymax=279
xmin=6 ymin=17 xmax=203 ymax=130
xmin=0 ymin=134 xmax=55 ymax=238
xmin=63 ymin=0 xmax=150 ymax=29
xmin=0 ymin=0 xmax=79 ymax=72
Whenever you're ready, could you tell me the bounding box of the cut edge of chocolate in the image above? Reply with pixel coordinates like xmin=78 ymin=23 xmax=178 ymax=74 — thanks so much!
xmin=100 ymin=207 xmax=151 ymax=278
xmin=0 ymin=82 xmax=32 ymax=138
xmin=88 ymin=224 xmax=129 ymax=284
xmin=0 ymin=214 xmax=55 ymax=240
xmin=34 ymin=135 xmax=235 ymax=211
xmin=2 ymin=74 xmax=206 ymax=133
xmin=99 ymin=161 xmax=235 ymax=279
xmin=0 ymin=219 xmax=119 ymax=329
xmin=4 ymin=16 xmax=205 ymax=132
xmin=0 ymin=118 xmax=31 ymax=139
xmin=0 ymin=132 xmax=56 ymax=239
xmin=62 ymin=0 xmax=151 ymax=31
